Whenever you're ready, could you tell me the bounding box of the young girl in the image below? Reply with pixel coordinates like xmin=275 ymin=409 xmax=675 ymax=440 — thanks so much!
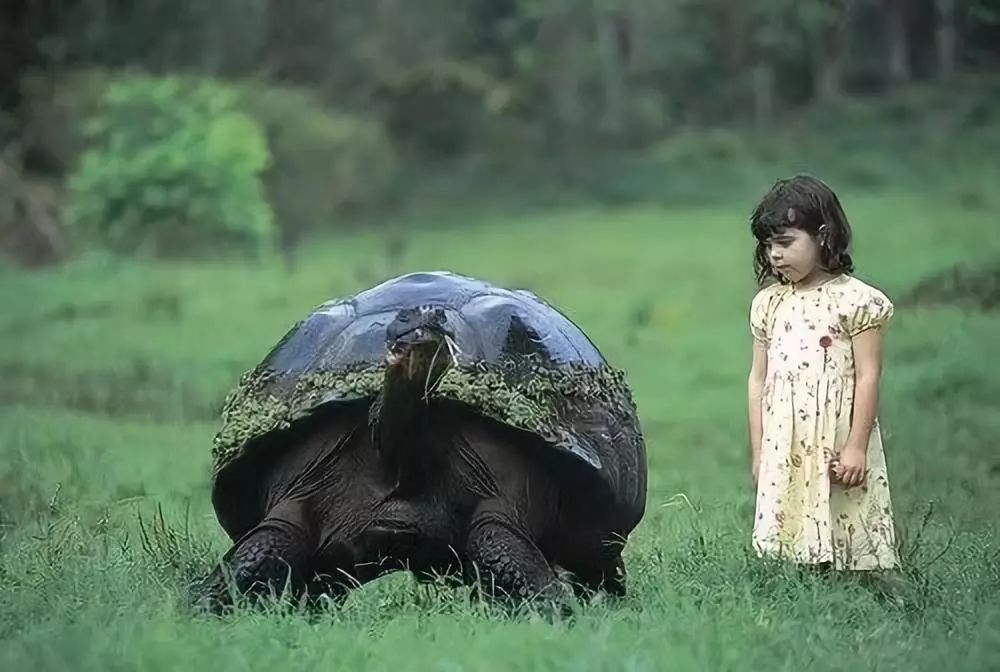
xmin=746 ymin=174 xmax=899 ymax=571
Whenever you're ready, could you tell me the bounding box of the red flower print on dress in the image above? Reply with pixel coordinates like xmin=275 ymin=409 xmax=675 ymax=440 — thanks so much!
xmin=819 ymin=335 xmax=832 ymax=373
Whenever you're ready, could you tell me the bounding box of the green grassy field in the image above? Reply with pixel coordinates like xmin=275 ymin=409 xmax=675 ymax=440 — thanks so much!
xmin=1 ymin=187 xmax=999 ymax=671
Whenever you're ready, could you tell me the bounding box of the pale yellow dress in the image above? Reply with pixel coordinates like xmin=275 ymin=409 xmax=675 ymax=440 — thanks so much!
xmin=750 ymin=274 xmax=899 ymax=570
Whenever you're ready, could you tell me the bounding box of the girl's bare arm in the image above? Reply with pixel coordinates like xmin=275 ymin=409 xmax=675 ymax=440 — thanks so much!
xmin=837 ymin=327 xmax=885 ymax=486
xmin=748 ymin=339 xmax=768 ymax=479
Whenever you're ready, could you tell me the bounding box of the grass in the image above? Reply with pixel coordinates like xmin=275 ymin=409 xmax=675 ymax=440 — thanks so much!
xmin=2 ymin=178 xmax=1000 ymax=670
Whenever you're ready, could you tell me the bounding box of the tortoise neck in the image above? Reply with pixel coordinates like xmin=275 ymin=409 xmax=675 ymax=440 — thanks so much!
xmin=378 ymin=372 xmax=426 ymax=430
xmin=376 ymin=370 xmax=433 ymax=492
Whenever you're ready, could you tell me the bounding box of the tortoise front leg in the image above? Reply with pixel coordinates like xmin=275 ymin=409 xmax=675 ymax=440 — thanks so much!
xmin=195 ymin=507 xmax=315 ymax=613
xmin=463 ymin=499 xmax=568 ymax=612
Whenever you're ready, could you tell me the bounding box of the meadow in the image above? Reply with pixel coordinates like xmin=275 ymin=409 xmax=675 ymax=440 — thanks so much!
xmin=1 ymin=184 xmax=999 ymax=670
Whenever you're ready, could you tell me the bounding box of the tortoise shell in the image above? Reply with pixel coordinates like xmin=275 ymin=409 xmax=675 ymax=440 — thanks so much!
xmin=213 ymin=271 xmax=646 ymax=514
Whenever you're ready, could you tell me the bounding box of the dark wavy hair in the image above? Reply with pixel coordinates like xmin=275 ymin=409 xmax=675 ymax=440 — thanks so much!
xmin=749 ymin=174 xmax=855 ymax=286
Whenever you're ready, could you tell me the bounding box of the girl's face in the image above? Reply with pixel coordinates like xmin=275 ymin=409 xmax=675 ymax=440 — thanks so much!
xmin=766 ymin=227 xmax=823 ymax=283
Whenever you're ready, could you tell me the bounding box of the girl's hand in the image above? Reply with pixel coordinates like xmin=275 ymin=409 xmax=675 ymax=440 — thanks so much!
xmin=834 ymin=444 xmax=867 ymax=487
xmin=752 ymin=454 xmax=761 ymax=485
xmin=828 ymin=458 xmax=841 ymax=484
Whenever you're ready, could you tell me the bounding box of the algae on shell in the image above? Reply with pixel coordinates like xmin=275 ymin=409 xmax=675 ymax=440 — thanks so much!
xmin=212 ymin=360 xmax=637 ymax=474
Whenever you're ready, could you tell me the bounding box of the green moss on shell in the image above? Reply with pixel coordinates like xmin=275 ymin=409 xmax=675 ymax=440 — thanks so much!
xmin=211 ymin=361 xmax=636 ymax=474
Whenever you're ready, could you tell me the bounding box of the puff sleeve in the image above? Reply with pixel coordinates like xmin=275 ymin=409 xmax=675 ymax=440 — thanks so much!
xmin=749 ymin=288 xmax=773 ymax=344
xmin=848 ymin=286 xmax=894 ymax=336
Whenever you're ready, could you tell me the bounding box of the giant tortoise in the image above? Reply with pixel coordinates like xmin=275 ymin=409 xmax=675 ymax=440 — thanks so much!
xmin=197 ymin=270 xmax=647 ymax=611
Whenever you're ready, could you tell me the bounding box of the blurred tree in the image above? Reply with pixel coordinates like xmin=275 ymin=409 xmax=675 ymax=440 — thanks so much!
xmin=812 ymin=1 xmax=852 ymax=102
xmin=67 ymin=76 xmax=274 ymax=258
xmin=0 ymin=149 xmax=67 ymax=267
xmin=885 ymin=0 xmax=913 ymax=85
xmin=1 ymin=0 xmax=999 ymax=268
xmin=964 ymin=0 xmax=1000 ymax=71
xmin=237 ymin=82 xmax=398 ymax=268
xmin=0 ymin=0 xmax=71 ymax=164
xmin=0 ymin=0 xmax=34 ymax=116
xmin=936 ymin=0 xmax=958 ymax=79
xmin=7 ymin=0 xmax=1000 ymax=153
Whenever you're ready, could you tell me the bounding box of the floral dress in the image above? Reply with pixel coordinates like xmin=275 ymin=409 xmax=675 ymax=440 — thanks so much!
xmin=750 ymin=274 xmax=899 ymax=570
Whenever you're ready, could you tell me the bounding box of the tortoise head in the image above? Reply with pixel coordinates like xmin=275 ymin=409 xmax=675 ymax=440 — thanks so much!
xmin=384 ymin=306 xmax=455 ymax=384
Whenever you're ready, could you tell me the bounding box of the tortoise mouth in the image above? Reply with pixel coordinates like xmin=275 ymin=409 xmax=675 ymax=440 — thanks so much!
xmin=385 ymin=328 xmax=456 ymax=382
xmin=391 ymin=325 xmax=444 ymax=348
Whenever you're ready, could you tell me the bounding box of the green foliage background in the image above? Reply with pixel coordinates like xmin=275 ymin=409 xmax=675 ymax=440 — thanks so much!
xmin=66 ymin=76 xmax=274 ymax=258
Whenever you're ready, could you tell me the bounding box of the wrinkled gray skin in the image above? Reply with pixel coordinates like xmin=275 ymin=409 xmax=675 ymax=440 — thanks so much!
xmin=195 ymin=307 xmax=632 ymax=614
